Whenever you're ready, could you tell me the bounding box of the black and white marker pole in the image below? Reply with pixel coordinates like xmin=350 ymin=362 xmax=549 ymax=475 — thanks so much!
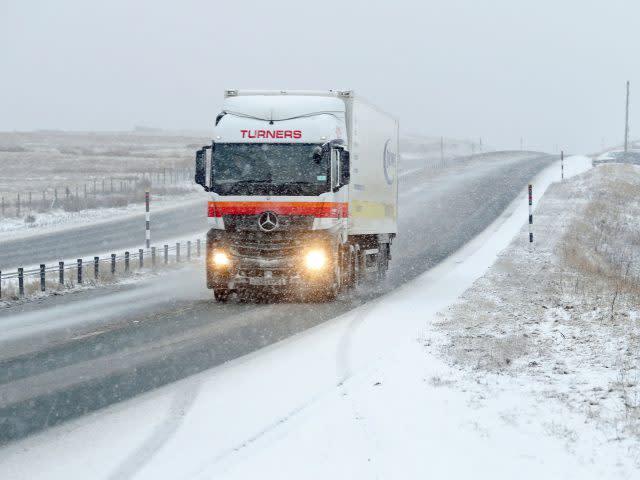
xmin=561 ymin=150 xmax=564 ymax=181
xmin=528 ymin=184 xmax=533 ymax=244
xmin=145 ymin=190 xmax=150 ymax=249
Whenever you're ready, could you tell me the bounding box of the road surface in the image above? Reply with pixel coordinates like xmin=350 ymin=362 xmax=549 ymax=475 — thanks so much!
xmin=0 ymin=152 xmax=555 ymax=444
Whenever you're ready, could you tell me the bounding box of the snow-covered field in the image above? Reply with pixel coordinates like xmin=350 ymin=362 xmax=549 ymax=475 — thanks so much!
xmin=436 ymin=163 xmax=640 ymax=473
xmin=0 ymin=130 xmax=207 ymax=237
xmin=0 ymin=130 xmax=208 ymax=196
xmin=5 ymin=155 xmax=632 ymax=480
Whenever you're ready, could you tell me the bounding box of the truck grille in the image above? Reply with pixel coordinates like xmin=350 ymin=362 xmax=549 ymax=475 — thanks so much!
xmin=223 ymin=214 xmax=314 ymax=232
xmin=228 ymin=232 xmax=303 ymax=259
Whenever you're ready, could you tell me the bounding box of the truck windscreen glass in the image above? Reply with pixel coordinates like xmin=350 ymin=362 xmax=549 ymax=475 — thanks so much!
xmin=211 ymin=143 xmax=330 ymax=196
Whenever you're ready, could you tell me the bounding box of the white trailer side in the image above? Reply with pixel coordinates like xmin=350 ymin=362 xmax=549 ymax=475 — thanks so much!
xmin=347 ymin=96 xmax=399 ymax=236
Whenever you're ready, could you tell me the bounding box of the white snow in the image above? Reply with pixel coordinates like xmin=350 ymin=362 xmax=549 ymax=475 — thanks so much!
xmin=3 ymin=156 xmax=629 ymax=480
xmin=0 ymin=193 xmax=204 ymax=242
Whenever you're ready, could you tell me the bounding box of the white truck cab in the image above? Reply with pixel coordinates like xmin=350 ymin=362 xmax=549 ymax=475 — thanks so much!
xmin=195 ymin=90 xmax=398 ymax=301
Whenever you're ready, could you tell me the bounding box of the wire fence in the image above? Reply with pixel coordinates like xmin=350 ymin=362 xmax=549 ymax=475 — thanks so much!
xmin=0 ymin=238 xmax=204 ymax=301
xmin=0 ymin=167 xmax=195 ymax=219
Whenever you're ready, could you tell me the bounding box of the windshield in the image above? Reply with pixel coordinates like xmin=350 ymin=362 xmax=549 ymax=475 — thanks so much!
xmin=212 ymin=143 xmax=329 ymax=196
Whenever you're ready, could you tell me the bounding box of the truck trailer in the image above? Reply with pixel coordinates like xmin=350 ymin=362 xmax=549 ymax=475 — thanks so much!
xmin=194 ymin=90 xmax=398 ymax=301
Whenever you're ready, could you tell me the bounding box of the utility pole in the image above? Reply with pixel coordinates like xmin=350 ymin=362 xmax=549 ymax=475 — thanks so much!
xmin=624 ymin=81 xmax=630 ymax=153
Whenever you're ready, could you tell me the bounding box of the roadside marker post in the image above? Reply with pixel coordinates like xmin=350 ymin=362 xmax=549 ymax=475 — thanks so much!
xmin=151 ymin=246 xmax=156 ymax=267
xmin=40 ymin=264 xmax=45 ymax=292
xmin=528 ymin=184 xmax=533 ymax=245
xmin=94 ymin=257 xmax=99 ymax=280
xmin=561 ymin=151 xmax=564 ymax=181
xmin=139 ymin=249 xmax=144 ymax=269
xmin=124 ymin=252 xmax=130 ymax=273
xmin=111 ymin=254 xmax=116 ymax=275
xmin=59 ymin=261 xmax=64 ymax=284
xmin=145 ymin=191 xmax=151 ymax=249
xmin=18 ymin=268 xmax=24 ymax=296
xmin=77 ymin=259 xmax=83 ymax=284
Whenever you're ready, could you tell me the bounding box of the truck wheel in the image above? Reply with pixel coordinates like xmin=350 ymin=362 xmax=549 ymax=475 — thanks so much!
xmin=377 ymin=243 xmax=389 ymax=280
xmin=343 ymin=245 xmax=355 ymax=289
xmin=326 ymin=258 xmax=342 ymax=301
xmin=353 ymin=245 xmax=362 ymax=288
xmin=213 ymin=288 xmax=230 ymax=302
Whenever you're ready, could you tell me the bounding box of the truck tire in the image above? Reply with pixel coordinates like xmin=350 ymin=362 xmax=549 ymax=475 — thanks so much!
xmin=343 ymin=245 xmax=355 ymax=289
xmin=213 ymin=288 xmax=230 ymax=302
xmin=353 ymin=244 xmax=362 ymax=287
xmin=377 ymin=243 xmax=389 ymax=280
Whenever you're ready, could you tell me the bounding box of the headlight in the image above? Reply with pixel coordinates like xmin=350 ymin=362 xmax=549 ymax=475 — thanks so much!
xmin=304 ymin=249 xmax=327 ymax=270
xmin=212 ymin=251 xmax=231 ymax=267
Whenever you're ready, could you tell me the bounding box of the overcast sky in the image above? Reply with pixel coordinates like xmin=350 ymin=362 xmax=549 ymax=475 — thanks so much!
xmin=1 ymin=0 xmax=638 ymax=153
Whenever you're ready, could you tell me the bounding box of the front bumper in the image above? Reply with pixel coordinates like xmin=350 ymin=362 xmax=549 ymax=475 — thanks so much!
xmin=206 ymin=229 xmax=339 ymax=290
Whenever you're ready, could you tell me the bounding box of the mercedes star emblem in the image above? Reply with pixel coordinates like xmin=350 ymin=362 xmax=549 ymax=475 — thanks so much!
xmin=258 ymin=211 xmax=278 ymax=232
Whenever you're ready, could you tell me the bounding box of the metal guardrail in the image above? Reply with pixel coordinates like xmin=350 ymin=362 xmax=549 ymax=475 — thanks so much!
xmin=0 ymin=238 xmax=204 ymax=300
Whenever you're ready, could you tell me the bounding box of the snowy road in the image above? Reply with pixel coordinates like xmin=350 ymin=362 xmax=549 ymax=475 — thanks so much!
xmin=0 ymin=152 xmax=554 ymax=444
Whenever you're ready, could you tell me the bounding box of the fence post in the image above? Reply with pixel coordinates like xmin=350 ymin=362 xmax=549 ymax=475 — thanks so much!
xmin=196 ymin=239 xmax=201 ymax=257
xmin=145 ymin=190 xmax=150 ymax=249
xmin=77 ymin=259 xmax=83 ymax=284
xmin=187 ymin=240 xmax=191 ymax=261
xmin=139 ymin=248 xmax=144 ymax=268
xmin=528 ymin=184 xmax=533 ymax=244
xmin=176 ymin=242 xmax=181 ymax=262
xmin=18 ymin=268 xmax=24 ymax=296
xmin=59 ymin=261 xmax=64 ymax=284
xmin=164 ymin=244 xmax=168 ymax=264
xmin=94 ymin=256 xmax=99 ymax=280
xmin=124 ymin=251 xmax=130 ymax=273
xmin=111 ymin=254 xmax=116 ymax=275
xmin=151 ymin=246 xmax=156 ymax=267
xmin=40 ymin=264 xmax=46 ymax=292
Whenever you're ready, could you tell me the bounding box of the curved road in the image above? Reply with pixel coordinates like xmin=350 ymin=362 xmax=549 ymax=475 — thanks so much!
xmin=0 ymin=152 xmax=554 ymax=444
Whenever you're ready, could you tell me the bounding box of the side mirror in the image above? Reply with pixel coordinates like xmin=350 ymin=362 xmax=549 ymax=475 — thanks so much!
xmin=195 ymin=149 xmax=208 ymax=191
xmin=339 ymin=150 xmax=350 ymax=186
xmin=312 ymin=146 xmax=323 ymax=163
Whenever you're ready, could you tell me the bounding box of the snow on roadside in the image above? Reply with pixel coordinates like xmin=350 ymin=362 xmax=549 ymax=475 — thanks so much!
xmin=434 ymin=163 xmax=640 ymax=473
xmin=0 ymin=191 xmax=205 ymax=242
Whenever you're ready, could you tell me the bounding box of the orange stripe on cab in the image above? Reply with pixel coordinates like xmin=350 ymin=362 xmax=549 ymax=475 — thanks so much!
xmin=208 ymin=201 xmax=348 ymax=218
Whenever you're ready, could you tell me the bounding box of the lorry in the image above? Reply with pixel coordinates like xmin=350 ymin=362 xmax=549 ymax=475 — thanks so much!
xmin=194 ymin=90 xmax=398 ymax=302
